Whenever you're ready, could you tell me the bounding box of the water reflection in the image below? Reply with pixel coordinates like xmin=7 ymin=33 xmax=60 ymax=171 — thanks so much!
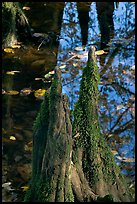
xmin=57 ymin=2 xmax=135 ymax=179
xmin=88 ymin=2 xmax=100 ymax=45
xmin=2 ymin=2 xmax=135 ymax=201
xmin=113 ymin=2 xmax=135 ymax=38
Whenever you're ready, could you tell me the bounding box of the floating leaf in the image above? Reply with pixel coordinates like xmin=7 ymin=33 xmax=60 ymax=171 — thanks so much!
xmin=48 ymin=71 xmax=55 ymax=75
xmin=9 ymin=136 xmax=16 ymax=141
xmin=20 ymin=88 xmax=32 ymax=96
xmin=6 ymin=71 xmax=15 ymax=75
xmin=95 ymin=50 xmax=107 ymax=55
xmin=116 ymin=104 xmax=124 ymax=110
xmin=35 ymin=77 xmax=43 ymax=81
xmin=4 ymin=48 xmax=14 ymax=53
xmin=129 ymin=97 xmax=135 ymax=101
xmin=59 ymin=64 xmax=66 ymax=69
xmin=34 ymin=89 xmax=46 ymax=98
xmin=74 ymin=46 xmax=84 ymax=51
xmin=11 ymin=44 xmax=21 ymax=49
xmin=21 ymin=186 xmax=29 ymax=191
xmin=23 ymin=6 xmax=30 ymax=10
xmin=44 ymin=73 xmax=52 ymax=79
xmin=73 ymin=63 xmax=78 ymax=67
xmin=111 ymin=150 xmax=118 ymax=155
xmin=6 ymin=70 xmax=20 ymax=75
xmin=116 ymin=156 xmax=135 ymax=163
xmin=6 ymin=90 xmax=19 ymax=95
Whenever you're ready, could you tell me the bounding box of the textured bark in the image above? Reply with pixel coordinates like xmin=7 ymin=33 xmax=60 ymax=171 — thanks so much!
xmin=24 ymin=46 xmax=133 ymax=202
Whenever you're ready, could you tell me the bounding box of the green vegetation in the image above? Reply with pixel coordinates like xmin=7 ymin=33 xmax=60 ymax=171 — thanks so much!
xmin=24 ymin=47 xmax=133 ymax=202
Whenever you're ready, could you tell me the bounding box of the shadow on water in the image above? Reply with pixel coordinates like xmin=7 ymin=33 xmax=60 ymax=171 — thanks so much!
xmin=2 ymin=2 xmax=135 ymax=202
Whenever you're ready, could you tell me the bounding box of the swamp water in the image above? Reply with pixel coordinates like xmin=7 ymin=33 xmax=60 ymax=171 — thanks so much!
xmin=2 ymin=2 xmax=135 ymax=202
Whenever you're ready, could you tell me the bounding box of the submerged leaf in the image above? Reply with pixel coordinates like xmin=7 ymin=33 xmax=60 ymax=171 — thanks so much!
xmin=74 ymin=46 xmax=84 ymax=51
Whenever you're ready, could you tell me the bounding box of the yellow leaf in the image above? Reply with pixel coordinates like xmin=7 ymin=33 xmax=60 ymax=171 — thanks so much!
xmin=6 ymin=90 xmax=19 ymax=95
xmin=111 ymin=150 xmax=118 ymax=155
xmin=9 ymin=136 xmax=16 ymax=141
xmin=20 ymin=88 xmax=32 ymax=96
xmin=6 ymin=71 xmax=15 ymax=75
xmin=73 ymin=63 xmax=78 ymax=67
xmin=11 ymin=45 xmax=21 ymax=49
xmin=6 ymin=71 xmax=20 ymax=75
xmin=95 ymin=50 xmax=107 ymax=55
xmin=4 ymin=48 xmax=14 ymax=53
xmin=48 ymin=71 xmax=55 ymax=75
xmin=34 ymin=89 xmax=46 ymax=98
xmin=21 ymin=186 xmax=29 ymax=191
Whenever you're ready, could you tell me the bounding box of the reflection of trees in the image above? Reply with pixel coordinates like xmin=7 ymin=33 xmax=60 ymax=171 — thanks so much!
xmin=96 ymin=2 xmax=114 ymax=49
xmin=77 ymin=3 xmax=90 ymax=45
xmin=113 ymin=2 xmax=135 ymax=38
xmin=56 ymin=1 xmax=135 ymax=180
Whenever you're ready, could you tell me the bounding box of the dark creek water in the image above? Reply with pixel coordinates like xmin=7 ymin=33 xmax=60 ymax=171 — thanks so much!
xmin=2 ymin=2 xmax=135 ymax=202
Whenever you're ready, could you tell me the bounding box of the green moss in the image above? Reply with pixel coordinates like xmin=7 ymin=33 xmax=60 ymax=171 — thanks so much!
xmin=32 ymin=93 xmax=50 ymax=178
xmin=24 ymin=177 xmax=52 ymax=202
xmin=72 ymin=59 xmax=129 ymax=188
xmin=65 ymin=183 xmax=74 ymax=202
